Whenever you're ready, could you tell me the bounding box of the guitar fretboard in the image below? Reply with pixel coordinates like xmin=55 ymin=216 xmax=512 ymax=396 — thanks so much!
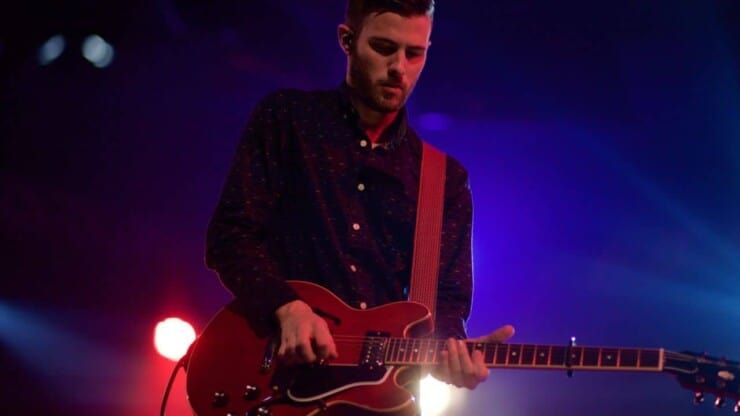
xmin=382 ymin=338 xmax=664 ymax=372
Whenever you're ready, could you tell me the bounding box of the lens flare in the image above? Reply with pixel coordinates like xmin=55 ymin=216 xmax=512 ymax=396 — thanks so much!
xmin=154 ymin=317 xmax=196 ymax=362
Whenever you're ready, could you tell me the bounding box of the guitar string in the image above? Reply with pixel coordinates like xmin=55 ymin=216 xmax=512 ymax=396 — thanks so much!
xmin=318 ymin=337 xmax=709 ymax=365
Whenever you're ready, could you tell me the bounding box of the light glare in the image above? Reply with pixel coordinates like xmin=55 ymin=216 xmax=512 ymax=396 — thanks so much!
xmin=154 ymin=317 xmax=196 ymax=362
xmin=39 ymin=35 xmax=66 ymax=65
xmin=82 ymin=34 xmax=115 ymax=68
xmin=420 ymin=374 xmax=452 ymax=416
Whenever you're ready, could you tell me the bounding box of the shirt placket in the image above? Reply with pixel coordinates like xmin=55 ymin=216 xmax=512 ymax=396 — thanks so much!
xmin=343 ymin=135 xmax=374 ymax=310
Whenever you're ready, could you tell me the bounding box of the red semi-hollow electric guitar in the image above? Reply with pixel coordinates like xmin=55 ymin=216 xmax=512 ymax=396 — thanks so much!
xmin=185 ymin=280 xmax=739 ymax=416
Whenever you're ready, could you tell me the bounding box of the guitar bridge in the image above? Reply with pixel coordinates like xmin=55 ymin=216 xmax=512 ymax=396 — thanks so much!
xmin=360 ymin=331 xmax=390 ymax=370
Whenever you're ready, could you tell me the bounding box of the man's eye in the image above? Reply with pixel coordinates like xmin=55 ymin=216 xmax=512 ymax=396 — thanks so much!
xmin=371 ymin=43 xmax=397 ymax=56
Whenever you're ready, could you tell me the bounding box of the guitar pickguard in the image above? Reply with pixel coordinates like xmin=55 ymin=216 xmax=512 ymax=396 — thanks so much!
xmin=286 ymin=365 xmax=393 ymax=402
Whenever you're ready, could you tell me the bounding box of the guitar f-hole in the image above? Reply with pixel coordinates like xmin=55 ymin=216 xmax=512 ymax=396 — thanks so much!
xmin=312 ymin=307 xmax=342 ymax=325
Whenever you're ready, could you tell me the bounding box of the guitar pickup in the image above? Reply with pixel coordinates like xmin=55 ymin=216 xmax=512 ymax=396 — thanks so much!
xmin=360 ymin=331 xmax=390 ymax=370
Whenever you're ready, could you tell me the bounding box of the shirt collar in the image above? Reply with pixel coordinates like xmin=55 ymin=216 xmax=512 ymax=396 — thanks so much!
xmin=337 ymin=81 xmax=409 ymax=150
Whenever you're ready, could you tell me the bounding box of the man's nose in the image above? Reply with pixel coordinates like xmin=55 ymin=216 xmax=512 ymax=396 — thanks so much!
xmin=388 ymin=52 xmax=407 ymax=78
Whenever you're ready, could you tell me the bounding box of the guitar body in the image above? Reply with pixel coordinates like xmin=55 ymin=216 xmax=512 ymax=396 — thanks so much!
xmin=186 ymin=280 xmax=433 ymax=416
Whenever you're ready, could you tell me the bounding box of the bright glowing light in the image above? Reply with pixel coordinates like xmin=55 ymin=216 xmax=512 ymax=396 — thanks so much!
xmin=39 ymin=35 xmax=66 ymax=65
xmin=420 ymin=374 xmax=452 ymax=416
xmin=81 ymin=34 xmax=115 ymax=68
xmin=154 ymin=317 xmax=196 ymax=362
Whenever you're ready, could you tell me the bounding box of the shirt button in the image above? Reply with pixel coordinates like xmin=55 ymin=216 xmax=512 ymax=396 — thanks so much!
xmin=352 ymin=223 xmax=360 ymax=231
xmin=357 ymin=183 xmax=366 ymax=191
xmin=359 ymin=301 xmax=367 ymax=310
xmin=360 ymin=139 xmax=368 ymax=148
xmin=349 ymin=264 xmax=357 ymax=272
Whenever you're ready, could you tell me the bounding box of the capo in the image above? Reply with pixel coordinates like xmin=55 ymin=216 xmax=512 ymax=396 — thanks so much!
xmin=565 ymin=336 xmax=576 ymax=378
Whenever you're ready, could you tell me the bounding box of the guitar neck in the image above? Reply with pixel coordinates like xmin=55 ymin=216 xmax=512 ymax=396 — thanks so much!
xmin=382 ymin=339 xmax=665 ymax=372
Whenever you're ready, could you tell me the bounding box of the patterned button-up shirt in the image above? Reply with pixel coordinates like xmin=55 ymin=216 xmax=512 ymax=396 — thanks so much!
xmin=205 ymin=82 xmax=473 ymax=339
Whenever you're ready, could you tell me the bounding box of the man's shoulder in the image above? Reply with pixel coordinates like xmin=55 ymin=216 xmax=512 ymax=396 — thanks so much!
xmin=408 ymin=133 xmax=469 ymax=179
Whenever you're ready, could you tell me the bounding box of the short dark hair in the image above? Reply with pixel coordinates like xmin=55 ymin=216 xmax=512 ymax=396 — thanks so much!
xmin=345 ymin=0 xmax=435 ymax=32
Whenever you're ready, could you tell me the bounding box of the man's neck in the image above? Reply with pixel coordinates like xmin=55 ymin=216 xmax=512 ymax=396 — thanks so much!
xmin=350 ymin=95 xmax=399 ymax=144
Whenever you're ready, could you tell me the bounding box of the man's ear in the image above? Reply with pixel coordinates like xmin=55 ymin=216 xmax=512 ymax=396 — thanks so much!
xmin=337 ymin=24 xmax=354 ymax=55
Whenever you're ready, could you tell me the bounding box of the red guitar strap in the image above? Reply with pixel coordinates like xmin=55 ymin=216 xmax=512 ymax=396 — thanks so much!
xmin=407 ymin=141 xmax=446 ymax=326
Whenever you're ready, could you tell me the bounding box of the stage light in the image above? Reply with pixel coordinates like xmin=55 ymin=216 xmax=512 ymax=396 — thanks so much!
xmin=154 ymin=317 xmax=196 ymax=362
xmin=39 ymin=35 xmax=66 ymax=65
xmin=420 ymin=374 xmax=452 ymax=416
xmin=81 ymin=34 xmax=115 ymax=68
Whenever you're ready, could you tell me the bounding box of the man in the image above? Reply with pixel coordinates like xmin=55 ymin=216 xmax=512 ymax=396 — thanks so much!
xmin=205 ymin=0 xmax=514 ymax=401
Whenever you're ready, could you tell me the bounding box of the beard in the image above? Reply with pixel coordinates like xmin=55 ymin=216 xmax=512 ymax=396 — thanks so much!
xmin=349 ymin=54 xmax=410 ymax=114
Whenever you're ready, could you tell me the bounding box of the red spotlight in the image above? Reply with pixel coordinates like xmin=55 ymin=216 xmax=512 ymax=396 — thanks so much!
xmin=154 ymin=317 xmax=195 ymax=362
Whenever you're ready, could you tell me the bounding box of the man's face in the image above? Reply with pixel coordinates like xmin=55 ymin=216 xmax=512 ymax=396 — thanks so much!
xmin=348 ymin=12 xmax=431 ymax=113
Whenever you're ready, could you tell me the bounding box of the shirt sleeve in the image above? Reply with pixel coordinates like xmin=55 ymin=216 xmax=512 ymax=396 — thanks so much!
xmin=433 ymin=160 xmax=474 ymax=340
xmin=205 ymin=92 xmax=300 ymax=318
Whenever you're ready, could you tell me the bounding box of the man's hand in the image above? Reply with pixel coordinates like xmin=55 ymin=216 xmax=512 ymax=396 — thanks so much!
xmin=432 ymin=325 xmax=515 ymax=389
xmin=274 ymin=300 xmax=338 ymax=365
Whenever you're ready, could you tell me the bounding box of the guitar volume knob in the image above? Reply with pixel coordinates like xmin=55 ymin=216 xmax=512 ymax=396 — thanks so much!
xmin=256 ymin=406 xmax=271 ymax=416
xmin=715 ymin=396 xmax=726 ymax=408
xmin=212 ymin=391 xmax=228 ymax=408
xmin=243 ymin=384 xmax=260 ymax=400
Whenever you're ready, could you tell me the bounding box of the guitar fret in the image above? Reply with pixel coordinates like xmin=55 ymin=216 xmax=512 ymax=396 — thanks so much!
xmin=567 ymin=346 xmax=583 ymax=368
xmin=484 ymin=342 xmax=495 ymax=364
xmin=639 ymin=349 xmax=660 ymax=369
xmin=424 ymin=339 xmax=434 ymax=364
xmin=535 ymin=345 xmax=549 ymax=366
xmin=551 ymin=346 xmax=566 ymax=366
xmin=496 ymin=344 xmax=508 ymax=365
xmin=522 ymin=344 xmax=535 ymax=365
xmin=511 ymin=344 xmax=523 ymax=365
xmin=385 ymin=338 xmax=396 ymax=361
xmin=508 ymin=344 xmax=515 ymax=365
xmin=583 ymin=347 xmax=599 ymax=367
xmin=602 ymin=348 xmax=618 ymax=367
xmin=620 ymin=349 xmax=639 ymax=367
xmin=400 ymin=339 xmax=408 ymax=363
xmin=385 ymin=339 xmax=665 ymax=372
xmin=417 ymin=339 xmax=424 ymax=363
xmin=408 ymin=339 xmax=416 ymax=363
xmin=398 ymin=339 xmax=407 ymax=363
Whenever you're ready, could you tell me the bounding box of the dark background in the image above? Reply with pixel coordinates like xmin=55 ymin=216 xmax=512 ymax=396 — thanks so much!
xmin=1 ymin=1 xmax=739 ymax=415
